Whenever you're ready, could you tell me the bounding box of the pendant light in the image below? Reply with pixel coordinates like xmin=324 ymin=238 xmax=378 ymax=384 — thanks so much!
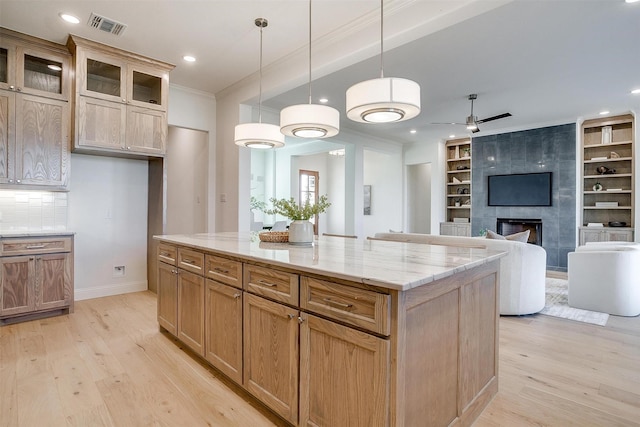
xmin=345 ymin=0 xmax=421 ymax=123
xmin=235 ymin=18 xmax=285 ymax=149
xmin=279 ymin=0 xmax=340 ymax=138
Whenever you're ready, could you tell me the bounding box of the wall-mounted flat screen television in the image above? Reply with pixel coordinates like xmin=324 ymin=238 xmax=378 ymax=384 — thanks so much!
xmin=488 ymin=172 xmax=552 ymax=206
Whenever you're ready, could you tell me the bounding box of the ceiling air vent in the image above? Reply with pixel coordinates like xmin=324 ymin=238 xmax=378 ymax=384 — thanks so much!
xmin=87 ymin=13 xmax=127 ymax=36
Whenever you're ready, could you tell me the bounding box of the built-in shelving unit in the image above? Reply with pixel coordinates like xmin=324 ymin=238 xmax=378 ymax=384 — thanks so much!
xmin=580 ymin=114 xmax=634 ymax=244
xmin=441 ymin=137 xmax=472 ymax=236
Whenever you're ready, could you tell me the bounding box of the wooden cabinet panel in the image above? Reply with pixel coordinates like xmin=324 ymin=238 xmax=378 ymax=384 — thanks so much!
xmin=205 ymin=254 xmax=242 ymax=289
xmin=244 ymin=264 xmax=299 ymax=306
xmin=243 ymin=293 xmax=299 ymax=424
xmin=0 ymin=255 xmax=34 ymax=316
xmin=125 ymin=106 xmax=166 ymax=155
xmin=299 ymin=313 xmax=390 ymax=427
xmin=177 ymin=269 xmax=204 ymax=355
xmin=579 ymin=227 xmax=634 ymax=245
xmin=0 ymin=236 xmax=72 ymax=256
xmin=157 ymin=261 xmax=178 ymax=335
xmin=205 ymin=279 xmax=243 ymax=384
xmin=300 ymin=276 xmax=390 ymax=336
xmin=177 ymin=247 xmax=204 ymax=275
xmin=77 ymin=96 xmax=126 ymax=150
xmin=37 ymin=252 xmax=72 ymax=311
xmin=157 ymin=243 xmax=177 ymax=266
xmin=0 ymin=90 xmax=15 ymax=184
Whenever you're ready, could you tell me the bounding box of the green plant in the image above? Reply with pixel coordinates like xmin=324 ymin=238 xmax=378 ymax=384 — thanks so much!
xmin=250 ymin=196 xmax=268 ymax=212
xmin=478 ymin=228 xmax=488 ymax=237
xmin=264 ymin=195 xmax=331 ymax=221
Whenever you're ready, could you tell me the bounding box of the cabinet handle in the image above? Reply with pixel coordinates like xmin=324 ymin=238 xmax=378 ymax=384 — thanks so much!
xmin=323 ymin=298 xmax=353 ymax=310
xmin=16 ymin=87 xmax=22 ymax=92
xmin=213 ymin=267 xmax=229 ymax=274
xmin=160 ymin=252 xmax=170 ymax=257
xmin=8 ymin=179 xmax=13 ymax=183
xmin=298 ymin=316 xmax=305 ymax=324
xmin=9 ymin=85 xmax=15 ymax=91
xmin=122 ymin=98 xmax=127 ymax=103
xmin=233 ymin=293 xmax=241 ymax=299
xmin=16 ymin=179 xmax=21 ymax=183
xmin=171 ymin=269 xmax=178 ymax=274
xmin=26 ymin=244 xmax=46 ymax=249
xmin=256 ymin=279 xmax=277 ymax=287
xmin=288 ymin=314 xmax=295 ymax=320
xmin=29 ymin=257 xmax=35 ymax=261
xmin=182 ymin=258 xmax=194 ymax=264
xmin=126 ymin=146 xmax=131 ymax=150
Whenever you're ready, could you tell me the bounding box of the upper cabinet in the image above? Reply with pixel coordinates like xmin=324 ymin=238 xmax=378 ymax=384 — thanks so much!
xmin=66 ymin=35 xmax=174 ymax=158
xmin=0 ymin=28 xmax=70 ymax=190
xmin=580 ymin=114 xmax=634 ymax=244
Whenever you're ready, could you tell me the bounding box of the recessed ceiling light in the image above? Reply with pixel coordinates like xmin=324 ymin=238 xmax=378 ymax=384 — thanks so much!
xmin=47 ymin=64 xmax=62 ymax=71
xmin=625 ymin=0 xmax=639 ymax=4
xmin=449 ymin=134 xmax=456 ymax=138
xmin=318 ymin=98 xmax=329 ymax=104
xmin=410 ymin=129 xmax=417 ymax=134
xmin=631 ymin=89 xmax=640 ymax=94
xmin=183 ymin=55 xmax=196 ymax=62
xmin=59 ymin=13 xmax=80 ymax=24
xmin=599 ymin=110 xmax=610 ymax=115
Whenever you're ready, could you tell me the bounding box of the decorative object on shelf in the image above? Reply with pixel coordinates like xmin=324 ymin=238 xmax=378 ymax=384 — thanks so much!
xmin=258 ymin=231 xmax=289 ymax=243
xmin=592 ymin=182 xmax=603 ymax=191
xmin=263 ymin=195 xmax=331 ymax=244
xmin=590 ymin=156 xmax=608 ymax=161
xmin=596 ymin=165 xmax=615 ymax=174
xmin=457 ymin=187 xmax=469 ymax=195
xmin=234 ymin=18 xmax=285 ymax=149
xmin=280 ymin=0 xmax=339 ymax=138
xmin=586 ymin=223 xmax=604 ymax=227
xmin=608 ymin=221 xmax=627 ymax=227
xmin=601 ymin=126 xmax=612 ymax=144
xmin=610 ymin=151 xmax=620 ymax=159
xmin=456 ymin=165 xmax=470 ymax=170
xmin=452 ymin=176 xmax=461 ymax=184
xmin=454 ymin=199 xmax=461 ymax=207
xmin=462 ymin=147 xmax=471 ymax=158
xmin=345 ymin=0 xmax=420 ymax=124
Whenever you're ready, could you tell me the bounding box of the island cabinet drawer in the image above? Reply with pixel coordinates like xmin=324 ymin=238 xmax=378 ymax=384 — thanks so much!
xmin=301 ymin=277 xmax=390 ymax=336
xmin=177 ymin=247 xmax=205 ymax=275
xmin=157 ymin=243 xmax=177 ymax=265
xmin=0 ymin=237 xmax=72 ymax=256
xmin=205 ymin=254 xmax=242 ymax=289
xmin=244 ymin=264 xmax=299 ymax=306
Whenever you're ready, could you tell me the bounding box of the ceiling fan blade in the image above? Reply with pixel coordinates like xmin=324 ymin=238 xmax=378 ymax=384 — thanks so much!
xmin=476 ymin=112 xmax=512 ymax=124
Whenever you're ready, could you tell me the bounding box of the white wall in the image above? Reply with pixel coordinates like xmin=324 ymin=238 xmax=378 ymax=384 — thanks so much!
xmin=326 ymin=154 xmax=346 ymax=234
xmin=363 ymin=149 xmax=403 ymax=237
xmin=68 ymin=154 xmax=149 ymax=300
xmin=406 ymin=163 xmax=432 ymax=234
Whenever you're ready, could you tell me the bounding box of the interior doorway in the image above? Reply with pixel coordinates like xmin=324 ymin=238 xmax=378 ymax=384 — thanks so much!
xmin=299 ymin=169 xmax=319 ymax=235
xmin=407 ymin=163 xmax=432 ymax=234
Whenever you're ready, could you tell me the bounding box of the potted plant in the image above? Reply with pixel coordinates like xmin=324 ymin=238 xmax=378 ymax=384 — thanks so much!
xmin=264 ymin=195 xmax=331 ymax=244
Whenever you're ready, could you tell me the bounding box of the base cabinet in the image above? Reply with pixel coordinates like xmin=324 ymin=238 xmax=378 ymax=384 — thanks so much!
xmin=579 ymin=227 xmax=634 ymax=245
xmin=299 ymin=313 xmax=390 ymax=426
xmin=440 ymin=222 xmax=471 ymax=237
xmin=0 ymin=235 xmax=73 ymax=324
xmin=205 ymin=279 xmax=243 ymax=384
xmin=243 ymin=293 xmax=299 ymax=425
xmin=157 ymin=261 xmax=178 ymax=335
xmin=177 ymin=269 xmax=204 ymax=356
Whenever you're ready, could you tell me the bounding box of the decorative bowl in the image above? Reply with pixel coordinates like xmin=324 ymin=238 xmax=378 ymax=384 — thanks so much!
xmin=258 ymin=231 xmax=289 ymax=243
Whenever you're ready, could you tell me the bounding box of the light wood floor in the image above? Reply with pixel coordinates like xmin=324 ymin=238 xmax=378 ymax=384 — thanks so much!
xmin=1 ymin=290 xmax=639 ymax=427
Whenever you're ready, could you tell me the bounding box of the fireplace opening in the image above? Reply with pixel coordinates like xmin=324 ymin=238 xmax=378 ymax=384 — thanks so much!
xmin=496 ymin=218 xmax=542 ymax=246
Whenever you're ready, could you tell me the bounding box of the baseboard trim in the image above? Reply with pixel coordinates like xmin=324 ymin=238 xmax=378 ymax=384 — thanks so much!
xmin=75 ymin=281 xmax=148 ymax=301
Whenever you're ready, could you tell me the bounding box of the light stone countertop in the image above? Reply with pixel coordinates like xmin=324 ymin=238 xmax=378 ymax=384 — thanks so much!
xmin=0 ymin=230 xmax=75 ymax=238
xmin=154 ymin=232 xmax=506 ymax=292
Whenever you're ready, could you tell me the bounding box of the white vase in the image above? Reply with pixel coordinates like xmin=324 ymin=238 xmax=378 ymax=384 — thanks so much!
xmin=288 ymin=220 xmax=314 ymax=245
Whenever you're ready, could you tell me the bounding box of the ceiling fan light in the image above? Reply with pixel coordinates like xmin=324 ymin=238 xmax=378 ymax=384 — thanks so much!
xmin=346 ymin=77 xmax=421 ymax=123
xmin=234 ymin=123 xmax=285 ymax=149
xmin=280 ymin=104 xmax=340 ymax=138
xmin=465 ymin=115 xmax=478 ymax=130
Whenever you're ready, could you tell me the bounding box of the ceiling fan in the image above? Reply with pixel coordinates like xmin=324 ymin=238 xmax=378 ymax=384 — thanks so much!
xmin=433 ymin=94 xmax=512 ymax=133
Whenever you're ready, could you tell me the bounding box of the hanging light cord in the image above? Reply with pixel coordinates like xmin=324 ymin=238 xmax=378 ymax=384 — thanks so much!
xmin=379 ymin=0 xmax=384 ymax=79
xmin=307 ymin=0 xmax=312 ymax=104
xmin=258 ymin=20 xmax=264 ymax=123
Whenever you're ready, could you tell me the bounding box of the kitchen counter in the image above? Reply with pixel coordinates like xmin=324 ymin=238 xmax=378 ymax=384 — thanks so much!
xmin=153 ymin=232 xmax=504 ymax=426
xmin=154 ymin=231 xmax=504 ymax=291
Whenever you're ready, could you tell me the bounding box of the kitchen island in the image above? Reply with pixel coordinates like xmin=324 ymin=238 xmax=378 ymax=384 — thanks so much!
xmin=153 ymin=232 xmax=504 ymax=427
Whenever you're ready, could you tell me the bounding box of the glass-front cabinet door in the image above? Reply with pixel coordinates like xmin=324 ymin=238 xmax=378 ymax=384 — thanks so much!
xmin=0 ymin=45 xmax=15 ymax=91
xmin=78 ymin=49 xmax=127 ymax=104
xmin=16 ymin=46 xmax=69 ymax=101
xmin=127 ymin=64 xmax=167 ymax=111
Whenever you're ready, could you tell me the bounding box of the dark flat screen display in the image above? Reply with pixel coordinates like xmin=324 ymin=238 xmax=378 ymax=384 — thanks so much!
xmin=488 ymin=172 xmax=552 ymax=206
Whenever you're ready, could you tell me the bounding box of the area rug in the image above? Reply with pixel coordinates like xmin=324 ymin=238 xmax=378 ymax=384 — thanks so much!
xmin=539 ymin=278 xmax=609 ymax=326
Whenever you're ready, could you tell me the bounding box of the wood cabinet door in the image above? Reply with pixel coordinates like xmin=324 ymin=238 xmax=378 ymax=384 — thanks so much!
xmin=204 ymin=279 xmax=243 ymax=384
xmin=77 ymin=96 xmax=126 ymax=150
xmin=243 ymin=293 xmax=299 ymax=425
xmin=607 ymin=230 xmax=633 ymax=242
xmin=0 ymin=90 xmax=15 ymax=184
xmin=16 ymin=45 xmax=70 ymax=101
xmin=177 ymin=269 xmax=204 ymax=356
xmin=0 ymin=255 xmax=35 ymax=316
xmin=76 ymin=48 xmax=127 ymax=103
xmin=580 ymin=229 xmax=604 ymax=244
xmin=36 ymin=252 xmax=71 ymax=311
xmin=157 ymin=261 xmax=178 ymax=335
xmin=14 ymin=94 xmax=69 ymax=188
xmin=125 ymin=106 xmax=166 ymax=155
xmin=299 ymin=313 xmax=390 ymax=427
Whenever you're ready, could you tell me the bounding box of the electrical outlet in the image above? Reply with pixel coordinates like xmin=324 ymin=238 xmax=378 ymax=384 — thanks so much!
xmin=113 ymin=265 xmax=125 ymax=277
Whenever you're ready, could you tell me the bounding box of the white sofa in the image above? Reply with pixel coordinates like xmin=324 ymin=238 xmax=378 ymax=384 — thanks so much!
xmin=568 ymin=242 xmax=640 ymax=316
xmin=371 ymin=232 xmax=547 ymax=315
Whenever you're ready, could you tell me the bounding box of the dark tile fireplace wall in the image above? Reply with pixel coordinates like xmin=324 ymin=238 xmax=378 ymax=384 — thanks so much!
xmin=472 ymin=123 xmax=576 ymax=271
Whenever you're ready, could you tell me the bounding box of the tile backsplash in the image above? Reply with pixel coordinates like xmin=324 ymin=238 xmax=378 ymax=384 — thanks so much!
xmin=0 ymin=190 xmax=68 ymax=231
